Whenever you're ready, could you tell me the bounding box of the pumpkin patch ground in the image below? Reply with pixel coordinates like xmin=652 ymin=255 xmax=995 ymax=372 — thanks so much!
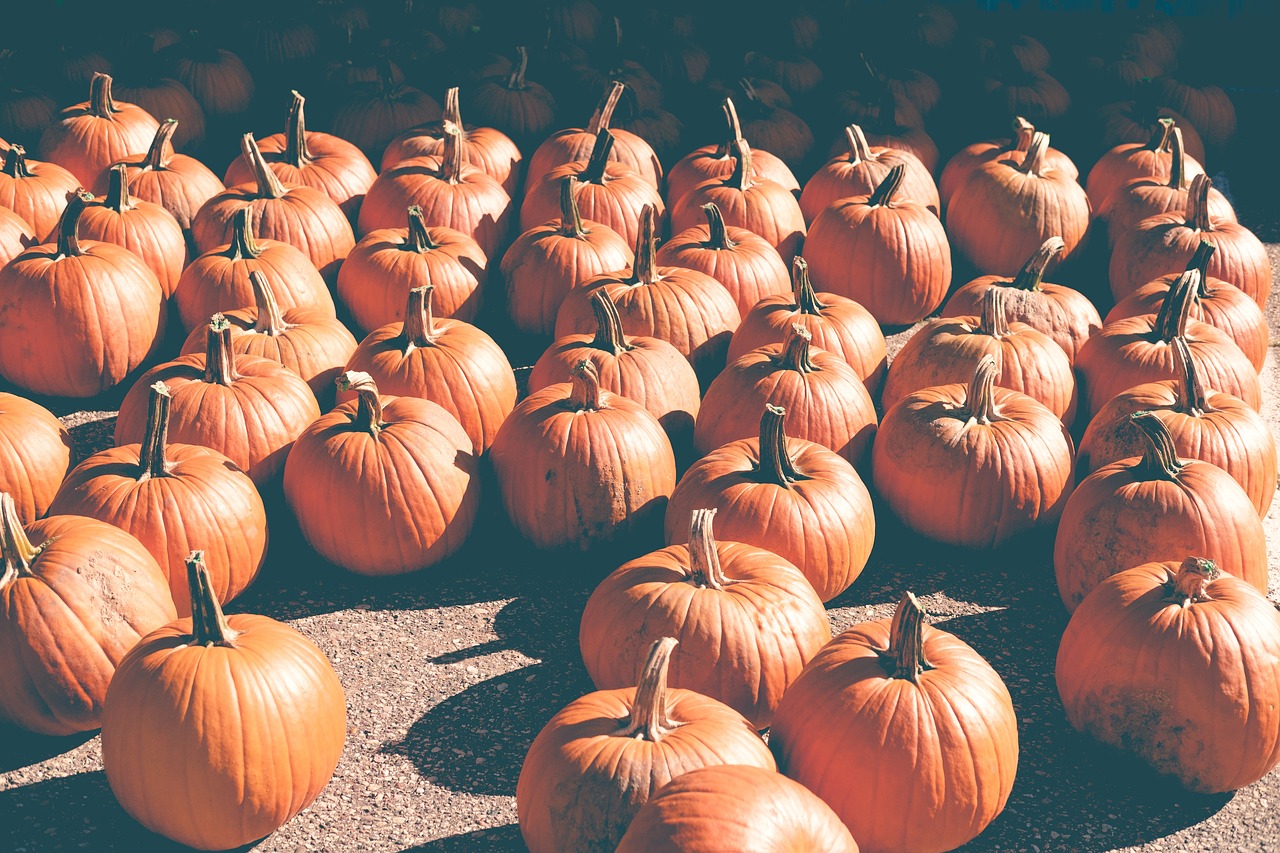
xmin=2 ymin=2 xmax=1280 ymax=851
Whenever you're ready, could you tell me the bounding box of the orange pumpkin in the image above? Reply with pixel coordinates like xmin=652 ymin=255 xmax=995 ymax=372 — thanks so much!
xmin=527 ymin=81 xmax=662 ymax=188
xmin=666 ymin=98 xmax=798 ymax=204
xmin=0 ymin=144 xmax=79 ymax=241
xmin=1086 ymin=118 xmax=1205 ymax=216
xmin=0 ymin=204 xmax=34 ymax=266
xmin=38 ymin=73 xmax=159 ymax=195
xmin=0 ymin=393 xmax=70 ymax=523
xmin=78 ymin=163 xmax=187 ymax=296
xmin=801 ymin=123 xmax=938 ymax=222
xmin=117 ymin=119 xmax=226 ymax=234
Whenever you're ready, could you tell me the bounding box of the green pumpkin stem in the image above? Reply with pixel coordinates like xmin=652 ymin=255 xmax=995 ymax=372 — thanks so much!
xmin=1149 ymin=116 xmax=1176 ymax=152
xmin=0 ymin=493 xmax=39 ymax=584
xmin=336 ymin=370 xmax=385 ymax=436
xmin=1166 ymin=126 xmax=1185 ymax=190
xmin=792 ymin=256 xmax=825 ymax=314
xmin=248 ymin=270 xmax=290 ymax=336
xmin=581 ymin=129 xmax=615 ymax=185
xmin=203 ymin=315 xmax=238 ymax=386
xmin=844 ymin=124 xmax=873 ymax=163
xmin=883 ymin=592 xmax=932 ymax=683
xmin=1011 ymin=238 xmax=1065 ymax=291
xmin=1130 ymin=410 xmax=1186 ymax=481
xmin=242 ymin=133 xmax=286 ymax=199
xmin=144 ymin=120 xmax=178 ymax=170
xmin=1018 ymin=132 xmax=1050 ymax=176
xmin=402 ymin=285 xmax=439 ymax=349
xmin=1186 ymin=174 xmax=1215 ymax=232
xmin=757 ymin=405 xmax=808 ymax=487
xmin=702 ymin=202 xmax=736 ymax=250
xmin=979 ymin=285 xmax=1011 ymax=338
xmin=588 ymin=290 xmax=630 ymax=355
xmin=716 ymin=98 xmax=744 ymax=158
xmin=507 ymin=46 xmax=530 ymax=90
xmin=587 ymin=81 xmax=625 ymax=134
xmin=88 ymin=72 xmax=119 ymax=117
xmin=868 ymin=164 xmax=905 ymax=207
xmin=56 ymin=190 xmax=95 ymax=258
xmin=627 ymin=204 xmax=659 ymax=286
xmin=568 ymin=359 xmax=605 ymax=411
xmin=440 ymin=120 xmax=464 ymax=185
xmin=558 ymin=176 xmax=587 ymax=239
xmin=779 ymin=323 xmax=817 ymax=373
xmin=966 ymin=355 xmax=1003 ymax=425
xmin=186 ymin=551 xmax=238 ymax=646
xmin=2 ymin=144 xmax=34 ymax=178
xmin=227 ymin=207 xmax=262 ymax=260
xmin=284 ymin=90 xmax=312 ymax=167
xmin=103 ymin=164 xmax=131 ymax=212
xmin=1170 ymin=556 xmax=1220 ymax=606
xmin=1153 ymin=268 xmax=1198 ymax=343
xmin=686 ymin=508 xmax=729 ymax=590
xmin=729 ymin=137 xmax=753 ymax=192
xmin=404 ymin=205 xmax=440 ymax=252
xmin=138 ymin=381 xmax=174 ymax=480
xmin=1171 ymin=336 xmax=1214 ymax=417
xmin=618 ymin=637 xmax=680 ymax=741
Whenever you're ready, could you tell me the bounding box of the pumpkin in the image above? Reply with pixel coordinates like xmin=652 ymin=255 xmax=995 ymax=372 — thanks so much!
xmin=938 ymin=116 xmax=1077 ymax=209
xmin=940 ymin=237 xmax=1102 ymax=365
xmin=0 ymin=51 xmax=57 ymax=142
xmin=770 ymin=591 xmax=1019 ymax=852
xmin=696 ymin=324 xmax=878 ymax=468
xmin=179 ymin=270 xmax=357 ymax=405
xmin=466 ymin=46 xmax=557 ymax=144
xmin=222 ymin=90 xmax=376 ymax=222
xmin=728 ymin=256 xmax=886 ymax=395
xmin=101 ymin=552 xmax=346 ymax=850
xmin=358 ymin=122 xmax=512 ymax=259
xmin=78 ymin=163 xmax=187 ymax=296
xmin=114 ymin=316 xmax=321 ymax=487
xmin=616 ymin=764 xmax=859 ymax=853
xmin=340 ymin=286 xmax=515 ymax=454
xmin=340 ymin=205 xmax=487 ymax=333
xmin=0 ymin=143 xmax=79 ymax=241
xmin=1109 ymin=173 xmax=1271 ymax=307
xmin=329 ymin=65 xmax=442 ymax=162
xmin=668 ymin=404 xmax=874 ymax=602
xmin=164 ymin=41 xmax=255 ymax=118
xmin=1157 ymin=77 xmax=1236 ymax=149
xmin=0 ymin=492 xmax=175 ymax=735
xmin=744 ymin=50 xmax=824 ymax=97
xmin=655 ymin=201 xmax=790 ymax=317
xmin=669 ymin=138 xmax=805 ymax=263
xmin=117 ymin=119 xmax=226 ymax=235
xmin=0 ymin=393 xmax=70 ymax=523
xmin=947 ymin=132 xmax=1091 ymax=276
xmin=874 ymin=355 xmax=1073 ymax=548
xmin=284 ymin=371 xmax=480 ymax=575
xmin=981 ymin=68 xmax=1071 ymax=125
xmin=1076 ymin=268 xmax=1261 ymax=417
xmin=802 ymin=124 xmax=939 ymax=223
xmin=380 ymin=86 xmax=523 ymax=194
xmin=1096 ymin=88 xmax=1207 ymax=167
xmin=490 ymin=360 xmax=676 ymax=551
xmin=1077 ymin=337 xmax=1276 ymax=517
xmin=520 ymin=128 xmax=664 ymax=248
xmin=113 ymin=75 xmax=205 ymax=153
xmin=554 ymin=204 xmax=740 ymax=382
xmin=0 ymin=190 xmax=166 ymax=398
xmin=831 ymin=86 xmax=937 ymax=175
xmin=732 ymin=79 xmax=813 ymax=170
xmin=1056 ymin=557 xmax=1280 ymax=793
xmin=527 ymin=81 xmax=662 ymax=189
xmin=48 ymin=381 xmax=266 ymax=614
xmin=38 ymin=73 xmax=159 ymax=195
xmin=0 ymin=203 xmax=34 ymax=265
xmin=192 ymin=133 xmax=355 ymax=283
xmin=517 ymin=636 xmax=775 ymax=853
xmin=1054 ymin=411 xmax=1267 ymax=611
xmin=666 ymin=98 xmax=798 ymax=204
xmin=582 ymin=507 xmax=829 ymax=728
xmin=805 ymin=165 xmax=951 ymax=326
xmin=174 ymin=206 xmax=335 ymax=332
xmin=1085 ymin=118 xmax=1205 ymax=216
xmin=1106 ymin=242 xmax=1267 ymax=373
xmin=974 ymin=33 xmax=1051 ymax=73
xmin=530 ymin=290 xmax=699 ymax=452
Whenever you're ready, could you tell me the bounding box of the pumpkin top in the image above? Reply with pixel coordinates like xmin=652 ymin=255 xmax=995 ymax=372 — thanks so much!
xmin=1187 ymin=240 xmax=1217 ymax=298
xmin=224 ymin=207 xmax=262 ymax=260
xmin=141 ymin=119 xmax=179 ymax=171
xmin=714 ymin=98 xmax=746 ymax=159
xmin=868 ymin=164 xmax=906 ymax=207
xmin=506 ymin=46 xmax=532 ymax=92
xmin=580 ymin=128 xmax=616 ymax=186
xmin=1017 ymin=132 xmax=1052 ymax=177
xmin=1186 ymin=173 xmax=1217 ymax=232
xmin=240 ymin=133 xmax=288 ymax=199
xmin=2 ymin=144 xmax=34 ymax=179
xmin=777 ymin=324 xmax=818 ymax=374
xmin=400 ymin=285 xmax=442 ymax=349
xmin=202 ymin=315 xmax=239 ymax=386
xmin=756 ymin=405 xmax=811 ymax=488
xmin=964 ymin=355 xmax=1005 ymax=425
xmin=1171 ymin=336 xmax=1214 ymax=416
xmin=618 ymin=637 xmax=680 ymax=742
xmin=185 ymin=550 xmax=238 ymax=646
xmin=1144 ymin=117 xmax=1176 ymax=153
xmin=557 ymin=176 xmax=589 ymax=239
xmin=789 ymin=256 xmax=826 ymax=315
xmin=0 ymin=493 xmax=39 ymax=584
xmin=1010 ymin=237 xmax=1066 ymax=291
xmin=102 ymin=164 xmax=134 ymax=213
xmin=335 ymin=370 xmax=386 ymax=436
xmin=727 ymin=137 xmax=753 ymax=192
xmin=1150 ymin=268 xmax=1198 ymax=343
xmin=978 ymin=286 xmax=1012 ymax=338
xmin=684 ymin=508 xmax=732 ymax=590
xmin=403 ymin=205 xmax=443 ymax=252
xmin=283 ymin=90 xmax=313 ymax=168
xmin=1129 ymin=409 xmax=1186 ymax=481
xmin=586 ymin=81 xmax=625 ymax=135
xmin=1170 ymin=556 xmax=1221 ymax=606
xmin=700 ymin=202 xmax=736 ymax=251
xmin=880 ymin=591 xmax=932 ymax=683
xmin=55 ymin=189 xmax=96 ymax=258
xmin=138 ymin=381 xmax=175 ymax=480
xmin=622 ymin=204 xmax=661 ymax=287
xmin=244 ymin=271 xmax=293 ymax=337
xmin=439 ymin=120 xmax=466 ymax=185
xmin=88 ymin=72 xmax=123 ymax=119
xmin=587 ymin=290 xmax=632 ymax=356
xmin=568 ymin=360 xmax=605 ymax=411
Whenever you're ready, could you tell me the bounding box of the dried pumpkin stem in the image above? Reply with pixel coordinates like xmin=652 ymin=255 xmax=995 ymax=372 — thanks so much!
xmin=581 ymin=129 xmax=615 ymax=185
xmin=1149 ymin=116 xmax=1175 ymax=152
xmin=1171 ymin=336 xmax=1214 ymax=416
xmin=792 ymin=256 xmax=826 ymax=314
xmin=628 ymin=204 xmax=659 ymax=286
xmin=1011 ymin=238 xmax=1065 ymax=291
xmin=186 ymin=551 xmax=238 ymax=646
xmin=404 ymin=205 xmax=440 ymax=252
xmin=587 ymin=81 xmax=625 ymax=134
xmin=588 ymin=290 xmax=630 ymax=355
xmin=618 ymin=637 xmax=680 ymax=741
xmin=507 ymin=46 xmax=530 ymax=90
xmin=2 ymin=144 xmax=34 ymax=178
xmin=248 ymin=270 xmax=290 ymax=336
xmin=844 ymin=124 xmax=874 ymax=164
xmin=1153 ymin=269 xmax=1198 ymax=343
xmin=1188 ymin=241 xmax=1216 ymax=297
xmin=227 ymin=207 xmax=262 ymax=260
xmin=757 ymin=405 xmax=808 ymax=486
xmin=1011 ymin=116 xmax=1034 ymax=153
xmin=729 ymin=137 xmax=753 ymax=192
xmin=1186 ymin=174 xmax=1215 ymax=232
xmin=1018 ymin=132 xmax=1050 ymax=176
xmin=144 ymin=120 xmax=178 ymax=170
xmin=284 ymin=90 xmax=312 ymax=167
xmin=1166 ymin=126 xmax=1185 ymax=190
xmin=883 ymin=592 xmax=932 ymax=683
xmin=1130 ymin=410 xmax=1186 ymax=481
xmin=0 ymin=493 xmax=39 ymax=583
xmin=242 ymin=133 xmax=286 ymax=199
xmin=138 ymin=381 xmax=174 ymax=480
xmin=1170 ymin=557 xmax=1219 ymax=606
xmin=203 ymin=315 xmax=239 ymax=386
xmin=558 ymin=176 xmax=587 ymax=239
xmin=686 ymin=508 xmax=729 ymax=589
xmin=868 ymin=164 xmax=905 ymax=207
xmin=441 ymin=120 xmax=464 ymax=185
xmin=966 ymin=355 xmax=1003 ymax=425
xmin=56 ymin=190 xmax=95 ymax=258
xmin=89 ymin=72 xmax=118 ymax=117
xmin=702 ymin=202 xmax=736 ymax=250
xmin=779 ymin=323 xmax=817 ymax=373
xmin=336 ymin=371 xmax=385 ymax=436
xmin=716 ymin=98 xmax=744 ymax=158
xmin=103 ymin=164 xmax=132 ymax=212
xmin=979 ymin=285 xmax=1011 ymax=338
xmin=402 ymin=285 xmax=439 ymax=348
xmin=568 ymin=360 xmax=604 ymax=411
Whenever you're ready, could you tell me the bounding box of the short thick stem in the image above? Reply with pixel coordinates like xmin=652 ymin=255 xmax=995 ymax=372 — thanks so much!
xmin=979 ymin=285 xmax=1011 ymax=338
xmin=56 ymin=191 xmax=95 ymax=258
xmin=402 ymin=286 xmax=439 ymax=349
xmin=1011 ymin=238 xmax=1065 ymax=290
xmin=0 ymin=493 xmax=38 ymax=585
xmin=404 ymin=206 xmax=439 ymax=252
xmin=686 ymin=508 xmax=728 ymax=589
xmin=203 ymin=316 xmax=238 ymax=386
xmin=138 ymin=381 xmax=173 ymax=480
xmin=779 ymin=324 xmax=817 ymax=373
xmin=792 ymin=256 xmax=825 ymax=314
xmin=617 ymin=637 xmax=680 ymax=741
xmin=568 ymin=360 xmax=604 ymax=411
xmin=966 ymin=355 xmax=1002 ymax=424
xmin=2 ymin=144 xmax=33 ymax=179
xmin=227 ymin=207 xmax=262 ymax=260
xmin=145 ymin=120 xmax=178 ymax=170
xmin=1172 ymin=336 xmax=1213 ymax=416
xmin=284 ymin=90 xmax=311 ymax=167
xmin=89 ymin=72 xmax=117 ymax=117
xmin=588 ymin=290 xmax=629 ymax=355
xmin=336 ymin=371 xmax=385 ymax=435
xmin=868 ymin=164 xmax=905 ymax=206
xmin=1186 ymin=173 xmax=1215 ymax=232
xmin=248 ymin=270 xmax=290 ymax=336
xmin=882 ymin=592 xmax=931 ymax=683
xmin=627 ymin=204 xmax=659 ymax=286
xmin=104 ymin=164 xmax=131 ymax=212
xmin=587 ymin=81 xmax=625 ymax=134
xmin=1154 ymin=269 xmax=1198 ymax=343
xmin=756 ymin=405 xmax=807 ymax=486
xmin=1170 ymin=557 xmax=1220 ymax=606
xmin=581 ymin=129 xmax=615 ymax=185
xmin=1131 ymin=410 xmax=1186 ymax=481
xmin=186 ymin=551 xmax=238 ymax=646
xmin=702 ymin=202 xmax=736 ymax=250
xmin=558 ymin=176 xmax=587 ymax=239
xmin=242 ymin=133 xmax=287 ymax=199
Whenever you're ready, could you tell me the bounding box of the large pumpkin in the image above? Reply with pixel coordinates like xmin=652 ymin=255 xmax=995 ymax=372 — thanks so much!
xmin=38 ymin=73 xmax=159 ymax=195
xmin=770 ymin=592 xmax=1019 ymax=852
xmin=1086 ymin=118 xmax=1205 ymax=216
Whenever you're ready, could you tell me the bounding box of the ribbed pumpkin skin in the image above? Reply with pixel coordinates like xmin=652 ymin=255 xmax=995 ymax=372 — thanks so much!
xmin=667 ymin=143 xmax=799 ymax=204
xmin=1057 ymin=561 xmax=1280 ymax=793
xmin=38 ymin=77 xmax=160 ymax=195
xmin=120 ymin=122 xmax=226 ymax=233
xmin=527 ymin=126 xmax=661 ymax=190
xmin=655 ymin=221 xmax=790 ymax=317
xmin=78 ymin=173 xmax=188 ymax=297
xmin=0 ymin=148 xmax=79 ymax=241
xmin=770 ymin=612 xmax=1019 ymax=853
xmin=1086 ymin=137 xmax=1204 ymax=216
xmin=0 ymin=513 xmax=176 ymax=735
xmin=0 ymin=393 xmax=71 ymax=523
xmin=284 ymin=395 xmax=480 ymax=575
xmin=101 ymin=613 xmax=347 ymax=850
xmin=669 ymin=173 xmax=805 ymax=263
xmin=520 ymin=162 xmax=665 ymax=247
xmin=382 ymin=124 xmax=522 ymax=195
xmin=114 ymin=78 xmax=205 ymax=152
xmin=940 ymin=134 xmax=1078 ymax=208
xmin=616 ymin=765 xmax=860 ymax=853
xmin=580 ymin=537 xmax=830 ymax=728
xmin=941 ymin=276 xmax=1101 ymax=365
xmin=0 ymin=205 xmax=33 ymax=265
xmin=801 ymin=134 xmax=938 ymax=222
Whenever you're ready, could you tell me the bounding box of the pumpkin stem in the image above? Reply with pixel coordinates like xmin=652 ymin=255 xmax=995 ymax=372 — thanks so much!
xmin=715 ymin=98 xmax=744 ymax=158
xmin=1188 ymin=241 xmax=1216 ymax=297
xmin=1171 ymin=336 xmax=1214 ymax=417
xmin=756 ymin=405 xmax=809 ymax=487
xmin=1169 ymin=556 xmax=1220 ymax=606
xmin=1011 ymin=238 xmax=1065 ymax=291
xmin=242 ymin=133 xmax=286 ymax=199
xmin=567 ymin=359 xmax=605 ymax=411
xmin=868 ymin=164 xmax=905 ymax=207
xmin=1166 ymin=126 xmax=1186 ymax=190
xmin=1011 ymin=117 xmax=1034 ymax=154
xmin=138 ymin=381 xmax=174 ymax=480
xmin=203 ymin=315 xmax=239 ymax=386
xmin=556 ymin=176 xmax=589 ymax=238
xmin=791 ymin=256 xmax=826 ymax=314
xmin=0 ymin=493 xmax=40 ymax=584
xmin=336 ymin=370 xmax=385 ymax=436
xmin=88 ymin=72 xmax=119 ymax=117
xmin=581 ymin=129 xmax=615 ymax=186
xmin=440 ymin=120 xmax=465 ymax=185
xmin=144 ymin=119 xmax=178 ymax=170
xmin=728 ymin=137 xmax=753 ymax=191
xmin=56 ymin=190 xmax=95 ymax=259
xmin=226 ymin=207 xmax=262 ymax=260
xmin=1153 ymin=268 xmax=1198 ymax=343
xmin=588 ymin=290 xmax=630 ymax=355
xmin=103 ymin=164 xmax=132 ymax=212
xmin=882 ymin=591 xmax=932 ymax=683
xmin=587 ymin=81 xmax=625 ymax=134
xmin=686 ymin=508 xmax=730 ymax=590
xmin=404 ymin=205 xmax=441 ymax=252
xmin=617 ymin=637 xmax=681 ymax=741
xmin=1130 ymin=410 xmax=1186 ymax=481
xmin=965 ymin=355 xmax=1004 ymax=425
xmin=1018 ymin=132 xmax=1050 ymax=176
xmin=1186 ymin=173 xmax=1215 ymax=232
xmin=702 ymin=202 xmax=736 ymax=250
xmin=844 ymin=124 xmax=873 ymax=164
xmin=284 ymin=90 xmax=312 ymax=167
xmin=627 ymin=204 xmax=659 ymax=286
xmin=186 ymin=551 xmax=239 ymax=646
xmin=444 ymin=86 xmax=463 ymax=126
xmin=506 ymin=46 xmax=530 ymax=90
xmin=979 ymin=285 xmax=1012 ymax=338
xmin=2 ymin=144 xmax=34 ymax=179
xmin=1148 ymin=116 xmax=1175 ymax=152
xmin=402 ymin=285 xmax=439 ymax=349
xmin=248 ymin=270 xmax=291 ymax=336
xmin=778 ymin=323 xmax=818 ymax=373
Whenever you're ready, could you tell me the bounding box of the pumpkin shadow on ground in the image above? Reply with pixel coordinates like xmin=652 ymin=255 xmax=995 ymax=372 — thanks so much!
xmin=403 ymin=822 xmax=524 ymax=851
xmin=0 ymin=724 xmax=95 ymax=773
xmin=935 ymin=608 xmax=1232 ymax=851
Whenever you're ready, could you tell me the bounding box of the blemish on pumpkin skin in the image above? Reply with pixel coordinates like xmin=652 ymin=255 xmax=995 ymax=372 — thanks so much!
xmin=1077 ymin=686 xmax=1208 ymax=788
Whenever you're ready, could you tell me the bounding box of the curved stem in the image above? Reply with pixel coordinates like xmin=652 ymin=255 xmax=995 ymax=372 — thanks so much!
xmin=1186 ymin=173 xmax=1215 ymax=232
xmin=404 ymin=205 xmax=440 ymax=252
xmin=104 ymin=164 xmax=131 ymax=212
xmin=1019 ymin=132 xmax=1050 ymax=176
xmin=203 ymin=315 xmax=238 ymax=386
xmin=1154 ymin=269 xmax=1198 ymax=343
xmin=440 ymin=120 xmax=464 ymax=185
xmin=844 ymin=124 xmax=873 ymax=164
xmin=1149 ymin=116 xmax=1175 ymax=152
xmin=1130 ymin=410 xmax=1186 ymax=481
xmin=778 ymin=324 xmax=817 ymax=373
xmin=686 ymin=508 xmax=729 ymax=589
xmin=1166 ymin=125 xmax=1185 ymax=190
xmin=336 ymin=371 xmax=385 ymax=436
xmin=284 ymin=90 xmax=311 ymax=168
xmin=728 ymin=137 xmax=752 ymax=191
xmin=716 ymin=98 xmax=744 ymax=158
xmin=1011 ymin=116 xmax=1034 ymax=153
xmin=242 ymin=133 xmax=286 ymax=199
xmin=568 ymin=360 xmax=604 ymax=411
xmin=966 ymin=355 xmax=1002 ymax=424
xmin=56 ymin=191 xmax=95 ymax=258
xmin=587 ymin=81 xmax=625 ymax=134
xmin=248 ymin=270 xmax=290 ymax=336
xmin=1171 ymin=336 xmax=1214 ymax=416
xmin=756 ymin=404 xmax=808 ymax=486
xmin=186 ymin=551 xmax=238 ymax=646
xmin=143 ymin=119 xmax=178 ymax=170
xmin=89 ymin=72 xmax=118 ymax=117
xmin=881 ymin=592 xmax=932 ymax=683
xmin=979 ymin=285 xmax=1011 ymax=338
xmin=138 ymin=381 xmax=173 ymax=480
xmin=2 ymin=144 xmax=33 ymax=179
xmin=617 ymin=637 xmax=680 ymax=741
xmin=402 ymin=286 xmax=439 ymax=349
xmin=588 ymin=290 xmax=629 ymax=355
xmin=581 ymin=129 xmax=615 ymax=185
xmin=0 ymin=493 xmax=39 ymax=585
xmin=868 ymin=164 xmax=905 ymax=206
xmin=552 ymin=175 xmax=588 ymax=238
xmin=1189 ymin=241 xmax=1216 ymax=297
xmin=792 ymin=256 xmax=826 ymax=314
xmin=627 ymin=204 xmax=659 ymax=286
xmin=1170 ymin=556 xmax=1220 ymax=606
xmin=226 ymin=207 xmax=261 ymax=260
xmin=506 ymin=46 xmax=529 ymax=90
xmin=701 ymin=202 xmax=736 ymax=250
xmin=1011 ymin=238 xmax=1065 ymax=291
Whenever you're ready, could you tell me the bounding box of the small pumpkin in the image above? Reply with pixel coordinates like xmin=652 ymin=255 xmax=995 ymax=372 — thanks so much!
xmin=38 ymin=72 xmax=159 ymax=195
xmin=1096 ymin=87 xmax=1207 ymax=167
xmin=164 ymin=40 xmax=255 ymax=119
xmin=1157 ymin=76 xmax=1236 ymax=149
xmin=0 ymin=143 xmax=79 ymax=241
xmin=329 ymin=65 xmax=442 ymax=162
xmin=79 ymin=163 xmax=187 ymax=296
xmin=113 ymin=75 xmax=205 ymax=153
xmin=465 ymin=46 xmax=558 ymax=145
xmin=117 ymin=119 xmax=226 ymax=235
